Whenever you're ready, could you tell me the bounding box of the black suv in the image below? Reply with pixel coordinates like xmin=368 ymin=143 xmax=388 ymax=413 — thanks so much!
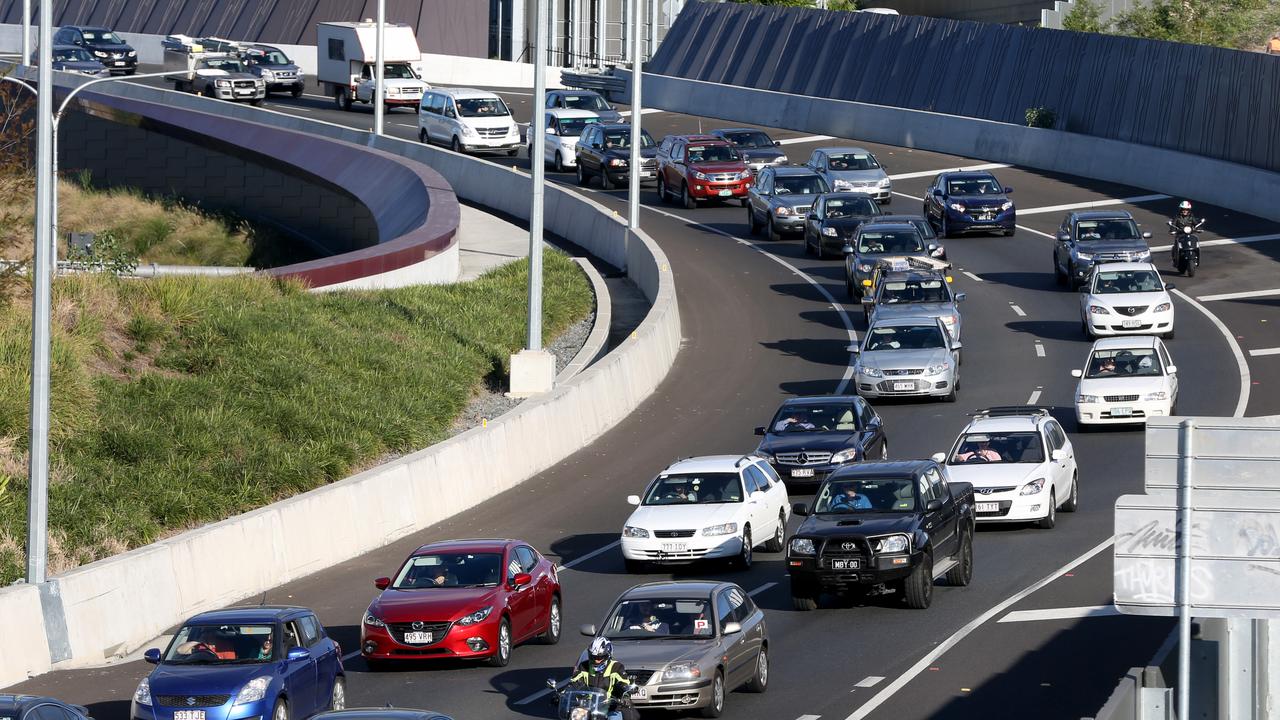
xmin=573 ymin=123 xmax=657 ymax=189
xmin=53 ymin=26 xmax=136 ymax=75
xmin=755 ymin=395 xmax=888 ymax=489
xmin=240 ymin=44 xmax=305 ymax=97
xmin=786 ymin=460 xmax=975 ymax=610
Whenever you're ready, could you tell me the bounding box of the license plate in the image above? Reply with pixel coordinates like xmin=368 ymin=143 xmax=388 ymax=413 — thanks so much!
xmin=831 ymin=559 xmax=860 ymax=570
xmin=632 ymin=688 xmax=647 ymax=699
xmin=1110 ymin=407 xmax=1133 ymax=417
xmin=403 ymin=631 xmax=433 ymax=644
xmin=976 ymin=502 xmax=999 ymax=513
xmin=640 ymin=171 xmax=653 ymax=178
xmin=174 ymin=712 xmax=205 ymax=720
xmin=893 ymin=381 xmax=914 ymax=391
xmin=661 ymin=543 xmax=687 ymax=552
xmin=1122 ymin=319 xmax=1142 ymax=328
xmin=114 ymin=61 xmax=126 ymax=66
xmin=791 ymin=468 xmax=815 ymax=478
xmin=718 ymin=189 xmax=734 ymax=197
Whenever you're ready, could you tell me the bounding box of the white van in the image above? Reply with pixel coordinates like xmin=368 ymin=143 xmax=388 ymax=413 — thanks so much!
xmin=527 ymin=108 xmax=601 ymax=172
xmin=418 ymin=88 xmax=521 ymax=156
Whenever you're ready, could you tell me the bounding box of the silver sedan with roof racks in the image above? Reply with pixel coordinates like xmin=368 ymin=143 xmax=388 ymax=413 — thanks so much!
xmin=863 ymin=262 xmax=965 ymax=341
xmin=853 ymin=315 xmax=961 ymax=402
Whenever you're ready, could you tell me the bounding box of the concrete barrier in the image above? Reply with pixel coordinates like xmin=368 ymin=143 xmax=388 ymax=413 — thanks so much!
xmin=616 ymin=71 xmax=1280 ymax=225
xmin=0 ymin=77 xmax=679 ymax=687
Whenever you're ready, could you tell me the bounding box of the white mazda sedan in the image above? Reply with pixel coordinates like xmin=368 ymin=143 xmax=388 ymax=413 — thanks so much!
xmin=1072 ymin=336 xmax=1178 ymax=426
xmin=621 ymin=455 xmax=790 ymax=572
xmin=1078 ymin=262 xmax=1175 ymax=339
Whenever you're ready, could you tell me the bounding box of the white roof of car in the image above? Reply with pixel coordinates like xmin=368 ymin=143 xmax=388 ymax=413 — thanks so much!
xmin=546 ymin=108 xmax=600 ymax=119
xmin=1092 ymin=262 xmax=1158 ymax=273
xmin=965 ymin=415 xmax=1041 ymax=434
xmin=662 ymin=455 xmax=749 ymax=475
xmin=431 ymin=87 xmax=504 ymax=99
xmin=1092 ymin=335 xmax=1159 ymax=350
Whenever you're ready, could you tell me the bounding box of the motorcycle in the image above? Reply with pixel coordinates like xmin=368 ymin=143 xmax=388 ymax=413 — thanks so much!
xmin=1167 ymin=218 xmax=1204 ymax=277
xmin=546 ymin=678 xmax=638 ymax=720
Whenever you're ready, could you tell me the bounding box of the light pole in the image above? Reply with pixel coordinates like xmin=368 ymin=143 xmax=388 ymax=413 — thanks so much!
xmin=374 ymin=0 xmax=386 ymax=136
xmin=627 ymin=0 xmax=642 ymax=233
xmin=21 ymin=0 xmax=31 ymax=65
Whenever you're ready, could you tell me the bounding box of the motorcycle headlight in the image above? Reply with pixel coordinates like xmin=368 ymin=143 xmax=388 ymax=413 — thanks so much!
xmin=789 ymin=538 xmax=816 ymax=556
xmin=949 ymin=202 xmax=966 ymax=212
xmin=822 ymin=227 xmax=839 ymax=237
xmin=830 ymin=447 xmax=860 ymax=464
xmin=1077 ymin=394 xmax=1100 ymax=403
xmin=1020 ymin=478 xmax=1046 ymax=496
xmin=775 ymin=206 xmax=792 ymax=216
xmin=664 ymin=662 xmax=702 ymax=680
xmin=235 ymin=676 xmax=271 ymax=705
xmin=878 ymin=178 xmax=892 ymax=188
xmin=1089 ymin=305 xmax=1111 ymax=315
xmin=926 ymin=360 xmax=951 ymax=375
xmin=693 ymin=171 xmax=707 ymax=180
xmin=1000 ymin=201 xmax=1014 ymax=211
xmin=623 ymin=525 xmax=649 ymax=538
xmin=703 ymin=522 xmax=739 ymax=537
xmin=458 ymin=605 xmax=494 ymax=626
xmin=1154 ymin=303 xmax=1171 ymax=312
xmin=133 ymin=678 xmax=152 ymax=706
xmin=874 ymin=534 xmax=910 ymax=554
xmin=1075 ymin=251 xmax=1093 ymax=261
xmin=1144 ymin=391 xmax=1168 ymax=401
xmin=363 ymin=610 xmax=386 ymax=628
xmin=858 ymin=364 xmax=884 ymax=378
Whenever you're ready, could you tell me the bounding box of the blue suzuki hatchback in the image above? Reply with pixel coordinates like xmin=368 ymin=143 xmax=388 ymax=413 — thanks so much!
xmin=132 ymin=607 xmax=345 ymax=720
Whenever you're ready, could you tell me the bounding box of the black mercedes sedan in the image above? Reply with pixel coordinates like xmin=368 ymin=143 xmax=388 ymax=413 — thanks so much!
xmin=754 ymin=395 xmax=888 ymax=489
xmin=802 ymin=192 xmax=883 ymax=259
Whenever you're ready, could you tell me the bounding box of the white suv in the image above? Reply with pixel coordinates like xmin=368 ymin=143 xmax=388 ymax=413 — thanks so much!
xmin=933 ymin=407 xmax=1078 ymax=529
xmin=621 ymin=455 xmax=790 ymax=572
xmin=418 ymin=88 xmax=521 ymax=155
xmin=1079 ymin=262 xmax=1175 ymax=339
xmin=528 ymin=108 xmax=600 ymax=172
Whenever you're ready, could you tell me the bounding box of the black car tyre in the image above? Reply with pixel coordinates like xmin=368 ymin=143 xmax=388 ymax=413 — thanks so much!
xmin=903 ymin=552 xmax=933 ymax=609
xmin=1062 ymin=474 xmax=1079 ymax=512
xmin=291 ymin=85 xmax=303 ymax=98
xmin=576 ymin=164 xmax=587 ymax=186
xmin=815 ymin=238 xmax=826 ymax=260
xmin=683 ymin=183 xmax=697 ymax=210
xmin=740 ymin=197 xmax=750 ymax=208
xmin=745 ymin=647 xmax=769 ymax=693
xmin=1003 ymin=228 xmax=1015 ymax=236
xmin=601 ymin=169 xmax=614 ymax=190
xmin=943 ymin=384 xmax=957 ymax=403
xmin=554 ymin=151 xmax=566 ymax=173
xmin=329 ymin=676 xmax=346 ymax=711
xmin=1038 ymin=490 xmax=1057 ymax=530
xmin=767 ymin=218 xmax=781 ymax=243
xmin=451 ymin=136 xmax=462 ymax=154
xmin=271 ymin=700 xmax=288 ymax=720
xmin=1054 ymin=255 xmax=1067 ymax=286
xmin=945 ymin=529 xmax=973 ymax=587
xmin=250 ymin=98 xmax=263 ymax=107
xmin=541 ymin=596 xmax=562 ymax=644
xmin=791 ymin=581 xmax=818 ymax=611
xmin=747 ymin=206 xmax=760 ymax=235
xmin=507 ymin=148 xmax=518 ymax=157
xmin=734 ymin=527 xmax=753 ymax=570
xmin=487 ymin=617 xmax=512 ymax=667
xmin=1163 ymin=329 xmax=1175 ymax=340
xmin=418 ymin=128 xmax=427 ymax=144
xmin=700 ymin=671 xmax=726 ymax=718
xmin=657 ymin=175 xmax=670 ymax=204
xmin=763 ymin=511 xmax=786 ymax=552
xmin=340 ymin=91 xmax=352 ymax=111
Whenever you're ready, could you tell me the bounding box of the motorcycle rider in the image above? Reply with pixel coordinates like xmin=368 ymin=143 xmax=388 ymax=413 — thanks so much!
xmin=1169 ymin=200 xmax=1203 ymax=268
xmin=567 ymin=637 xmax=638 ymax=720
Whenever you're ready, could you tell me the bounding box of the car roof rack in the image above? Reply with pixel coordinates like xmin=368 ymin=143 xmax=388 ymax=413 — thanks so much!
xmin=970 ymin=406 xmax=1054 ymax=418
xmin=871 ymin=255 xmax=953 ymax=273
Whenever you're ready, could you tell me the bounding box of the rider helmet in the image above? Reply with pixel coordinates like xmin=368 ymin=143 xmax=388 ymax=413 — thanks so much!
xmin=588 ymin=636 xmax=612 ymax=672
xmin=1178 ymin=200 xmax=1192 ymax=215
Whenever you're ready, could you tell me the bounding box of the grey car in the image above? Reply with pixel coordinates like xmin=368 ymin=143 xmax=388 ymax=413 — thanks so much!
xmin=806 ymin=147 xmax=892 ymax=203
xmin=1053 ymin=210 xmax=1154 ymax=288
xmin=240 ymin=44 xmax=304 ymax=97
xmin=50 ymin=44 xmax=109 ymax=76
xmin=862 ymin=268 xmax=966 ymax=342
xmin=844 ymin=221 xmax=939 ymax=298
xmin=877 ymin=213 xmax=946 ymax=260
xmin=711 ymin=128 xmax=787 ymax=173
xmin=746 ymin=166 xmax=830 ymax=241
xmin=580 ymin=581 xmax=769 ymax=715
xmin=545 ymin=89 xmax=623 ymax=123
xmin=853 ymin=316 xmax=961 ymax=402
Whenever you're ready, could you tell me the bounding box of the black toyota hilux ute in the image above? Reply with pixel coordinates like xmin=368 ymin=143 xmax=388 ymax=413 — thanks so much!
xmin=786 ymin=459 xmax=975 ymax=610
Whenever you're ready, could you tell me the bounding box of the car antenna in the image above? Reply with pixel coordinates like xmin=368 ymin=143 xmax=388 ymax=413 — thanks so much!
xmin=257 ymin=591 xmax=267 ymax=606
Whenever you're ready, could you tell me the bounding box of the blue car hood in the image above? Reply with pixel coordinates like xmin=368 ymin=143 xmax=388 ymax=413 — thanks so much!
xmin=149 ymin=661 xmax=272 ymax=694
xmin=950 ymin=194 xmax=1008 ymax=208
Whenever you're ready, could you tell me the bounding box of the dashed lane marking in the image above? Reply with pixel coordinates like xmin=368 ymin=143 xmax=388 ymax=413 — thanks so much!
xmin=891 ymin=191 xmax=923 ymax=201
xmin=1016 ymin=225 xmax=1055 ymax=239
xmin=1010 ymin=303 xmax=1027 ymax=317
xmin=797 ymin=716 xmax=822 ymax=720
xmin=961 ymin=271 xmax=983 ymax=283
xmin=997 ymin=605 xmax=1122 ymax=623
xmin=1249 ymin=348 xmax=1280 ymax=357
xmin=555 ymin=540 xmax=622 ymax=572
xmin=1035 ymin=343 xmax=1045 ymax=357
xmin=1027 ymin=388 xmax=1042 ymax=404
xmin=854 ymin=676 xmax=886 ymax=688
xmin=777 ymin=134 xmax=835 ymax=145
xmin=888 ymin=163 xmax=1011 ymax=180
xmin=1197 ymin=287 xmax=1280 ymax=302
xmin=1152 ymin=232 xmax=1280 ymax=253
xmin=341 ymin=650 xmax=360 ymax=662
xmin=748 ymin=582 xmax=777 ymax=597
xmin=1018 ymin=194 xmax=1170 ymax=216
xmin=617 ymin=108 xmax=664 ymax=117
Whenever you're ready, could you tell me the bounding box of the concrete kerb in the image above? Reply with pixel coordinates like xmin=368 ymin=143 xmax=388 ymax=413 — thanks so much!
xmin=616 ymin=71 xmax=1280 ymax=226
xmin=556 ymin=257 xmax=613 ymax=384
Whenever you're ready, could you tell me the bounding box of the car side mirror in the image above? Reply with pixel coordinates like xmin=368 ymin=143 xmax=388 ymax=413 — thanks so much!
xmin=1071 ymin=369 xmax=1083 ymax=378
xmin=512 ymin=572 xmax=532 ymax=588
xmin=926 ymin=499 xmax=944 ymax=513
xmin=931 ymin=452 xmax=946 ymax=463
xmin=547 ymin=127 xmax=557 ymax=136
xmin=144 ymin=648 xmax=162 ymax=664
xmin=374 ymin=577 xmax=390 ymax=590
xmin=287 ymin=647 xmax=311 ymax=661
xmin=1164 ymin=282 xmax=1175 ymax=290
xmin=1003 ymin=186 xmax=1013 ymax=193
xmin=1057 ymin=233 xmax=1070 ymax=242
xmin=580 ymin=624 xmax=597 ymax=637
xmin=626 ymin=494 xmax=641 ymax=506
xmin=722 ymin=621 xmax=743 ymax=635
xmin=791 ymin=502 xmax=810 ymax=517
xmin=860 ymin=297 xmax=874 ymax=305
xmin=1051 ymin=449 xmax=1068 ymax=462
xmin=928 ymin=243 xmax=938 ymax=251
xmin=445 ymin=109 xmax=455 ymax=118
xmin=955 ymin=292 xmax=967 ymax=301
xmin=592 ymin=142 xmax=602 ymax=149
xmin=931 ymin=188 xmax=942 ymax=197
xmin=841 ymin=244 xmax=854 ymax=254
xmin=1142 ymin=231 xmax=1153 ymax=239
xmin=807 ymin=212 xmax=818 ymax=220
xmin=774 ymin=140 xmax=781 ymax=146
xmin=754 ymin=426 xmax=765 ymax=436
xmin=951 ymin=341 xmax=963 ymax=350
xmin=1166 ymin=365 xmax=1177 ymax=374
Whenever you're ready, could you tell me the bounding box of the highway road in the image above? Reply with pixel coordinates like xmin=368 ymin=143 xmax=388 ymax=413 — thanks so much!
xmin=8 ymin=79 xmax=1280 ymax=720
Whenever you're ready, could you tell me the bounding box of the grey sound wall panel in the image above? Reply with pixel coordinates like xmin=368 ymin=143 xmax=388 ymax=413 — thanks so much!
xmin=648 ymin=1 xmax=1280 ymax=173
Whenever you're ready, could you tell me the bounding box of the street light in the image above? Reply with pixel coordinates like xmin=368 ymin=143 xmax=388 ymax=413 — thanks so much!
xmin=374 ymin=0 xmax=386 ymax=136
xmin=627 ymin=0 xmax=643 ymax=232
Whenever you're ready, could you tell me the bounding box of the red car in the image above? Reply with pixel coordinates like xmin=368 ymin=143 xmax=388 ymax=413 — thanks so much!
xmin=360 ymin=538 xmax=561 ymax=668
xmin=656 ymin=134 xmax=753 ymax=209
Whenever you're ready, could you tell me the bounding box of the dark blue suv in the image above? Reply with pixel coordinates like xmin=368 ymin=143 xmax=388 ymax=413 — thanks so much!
xmin=0 ymin=695 xmax=93 ymax=720
xmin=132 ymin=606 xmax=345 ymax=720
xmin=922 ymin=171 xmax=1015 ymax=238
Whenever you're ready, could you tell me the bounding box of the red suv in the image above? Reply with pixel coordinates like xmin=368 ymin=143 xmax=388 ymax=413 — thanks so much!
xmin=360 ymin=538 xmax=561 ymax=668
xmin=656 ymin=134 xmax=753 ymax=209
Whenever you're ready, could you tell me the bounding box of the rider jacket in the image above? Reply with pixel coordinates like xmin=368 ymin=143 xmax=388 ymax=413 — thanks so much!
xmin=1171 ymin=213 xmax=1202 ymax=232
xmin=570 ymin=659 xmax=630 ymax=701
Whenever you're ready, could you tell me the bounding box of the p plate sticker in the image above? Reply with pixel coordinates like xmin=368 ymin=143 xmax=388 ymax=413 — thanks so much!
xmin=694 ymin=619 xmax=709 ymax=631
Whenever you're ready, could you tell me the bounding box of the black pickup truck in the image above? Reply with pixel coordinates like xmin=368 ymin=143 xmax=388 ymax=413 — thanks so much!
xmin=786 ymin=459 xmax=975 ymax=610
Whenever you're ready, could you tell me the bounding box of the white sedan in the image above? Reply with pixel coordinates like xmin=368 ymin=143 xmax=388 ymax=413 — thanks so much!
xmin=621 ymin=455 xmax=790 ymax=572
xmin=1079 ymin=262 xmax=1175 ymax=339
xmin=1073 ymin=336 xmax=1178 ymax=426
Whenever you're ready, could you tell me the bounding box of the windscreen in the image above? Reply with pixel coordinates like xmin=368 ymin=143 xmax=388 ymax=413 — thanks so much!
xmin=827 ymin=152 xmax=879 ymax=170
xmin=879 ymin=279 xmax=950 ymax=304
xmin=825 ymin=197 xmax=879 ymax=219
xmin=814 ymin=477 xmax=914 ymax=512
xmin=643 ymin=473 xmax=743 ymax=505
xmin=722 ymin=131 xmax=774 ymax=148
xmin=946 ymin=176 xmax=1002 ymax=195
xmin=83 ymin=31 xmax=125 ymax=44
xmin=602 ymin=129 xmax=656 ymax=148
xmin=54 ymin=48 xmax=94 ymax=62
xmin=603 ymin=598 xmax=714 ymax=639
xmin=556 ymin=117 xmax=599 ymax=136
xmin=949 ymin=432 xmax=1044 ymax=464
xmin=775 ymin=176 xmax=827 ymax=195
xmin=392 ymin=552 xmax=503 ymax=588
xmin=864 ymin=325 xmax=945 ymax=351
xmin=858 ymin=230 xmax=925 ymax=254
xmin=685 ymin=144 xmax=740 ymax=163
xmin=164 ymin=624 xmax=275 ymax=664
xmin=1077 ymin=219 xmax=1140 ymax=241
xmin=1086 ymin=348 xmax=1164 ymax=378
xmin=769 ymin=403 xmax=860 ymax=433
xmin=253 ymin=50 xmax=291 ymax=65
xmin=1093 ymin=269 xmax=1162 ymax=294
xmin=457 ymin=98 xmax=511 ymax=117
xmin=562 ymin=94 xmax=611 ymax=111
xmin=382 ymin=64 xmax=417 ymax=79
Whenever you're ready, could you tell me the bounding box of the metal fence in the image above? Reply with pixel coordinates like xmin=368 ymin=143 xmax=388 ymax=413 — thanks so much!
xmin=648 ymin=1 xmax=1280 ymax=174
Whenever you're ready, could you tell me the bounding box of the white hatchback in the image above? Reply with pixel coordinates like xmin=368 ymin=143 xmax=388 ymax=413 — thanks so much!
xmin=621 ymin=455 xmax=790 ymax=572
xmin=1072 ymin=336 xmax=1178 ymax=425
xmin=1079 ymin=262 xmax=1175 ymax=339
xmin=528 ymin=108 xmax=600 ymax=172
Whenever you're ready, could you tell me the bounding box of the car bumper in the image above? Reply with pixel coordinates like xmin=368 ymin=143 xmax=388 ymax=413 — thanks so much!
xmin=856 ymin=372 xmax=955 ymax=398
xmin=768 ymin=461 xmax=850 ymax=485
xmin=133 ymin=698 xmax=270 ymax=720
xmin=1085 ymin=311 xmax=1174 ymax=336
xmin=972 ymin=491 xmax=1052 ymax=522
xmin=360 ymin=617 xmax=499 ymax=660
xmin=461 ymin=137 xmax=522 ymax=151
xmin=265 ymin=80 xmax=303 ymax=91
xmin=213 ymin=87 xmax=266 ymax=101
xmin=770 ymin=215 xmax=807 ymax=234
xmin=383 ymin=96 xmax=422 ymax=106
xmin=631 ymin=676 xmax=715 ymax=710
xmin=688 ymin=180 xmax=751 ymax=199
xmin=788 ymin=552 xmax=920 ymax=590
xmin=104 ymin=59 xmax=137 ymax=74
xmin=945 ymin=207 xmax=1016 ymax=233
xmin=1076 ymin=399 xmax=1172 ymax=425
xmin=606 ymin=167 xmax=658 ymax=184
xmin=832 ymin=185 xmax=891 ymax=201
xmin=621 ymin=534 xmax=744 ymax=563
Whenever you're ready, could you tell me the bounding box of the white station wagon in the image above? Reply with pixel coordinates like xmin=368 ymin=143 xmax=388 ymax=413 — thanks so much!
xmin=1072 ymin=336 xmax=1179 ymax=426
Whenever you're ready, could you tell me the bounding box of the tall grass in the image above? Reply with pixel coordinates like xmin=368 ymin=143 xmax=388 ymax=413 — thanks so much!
xmin=0 ymin=252 xmax=592 ymax=582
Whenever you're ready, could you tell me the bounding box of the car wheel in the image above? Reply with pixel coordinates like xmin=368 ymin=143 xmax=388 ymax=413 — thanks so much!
xmin=507 ymin=148 xmax=518 ymax=157
xmin=767 ymin=217 xmax=781 ymax=243
xmin=733 ymin=526 xmax=753 ymax=570
xmin=250 ymin=98 xmax=264 ymax=107
xmin=329 ymin=676 xmax=346 ymax=711
xmin=451 ymin=136 xmax=462 ymax=154
xmin=340 ymin=91 xmax=352 ymax=111
xmin=1062 ymin=474 xmax=1079 ymax=512
xmin=943 ymin=384 xmax=957 ymax=403
xmin=554 ymin=152 xmax=566 ymax=173
xmin=763 ymin=511 xmax=785 ymax=552
xmin=418 ymin=128 xmax=427 ymax=144
xmin=939 ymin=215 xmax=950 ymax=239
xmin=271 ymin=699 xmax=288 ymax=720
xmin=745 ymin=646 xmax=769 ymax=693
xmin=487 ymin=617 xmax=512 ymax=667
xmin=747 ymin=206 xmax=760 ymax=235
xmin=815 ymin=238 xmax=826 ymax=259
xmin=903 ymin=552 xmax=933 ymax=609
xmin=541 ymin=596 xmax=562 ymax=644
xmin=624 ymin=558 xmax=649 ymax=574
xmin=683 ymin=183 xmax=697 ymax=210
xmin=576 ymin=164 xmax=587 ymax=186
xmin=846 ymin=276 xmax=856 ymax=300
xmin=945 ymin=528 xmax=973 ymax=587
xmin=791 ymin=579 xmax=818 ymax=611
xmin=1067 ymin=262 xmax=1080 ymax=290
xmin=657 ymin=175 xmax=669 ymax=204
xmin=699 ymin=670 xmax=726 ymax=718
xmin=1038 ymin=490 xmax=1057 ymax=530
xmin=291 ymin=85 xmax=303 ymax=99
xmin=601 ymin=169 xmax=614 ymax=190
xmin=1004 ymin=228 xmax=1015 ymax=236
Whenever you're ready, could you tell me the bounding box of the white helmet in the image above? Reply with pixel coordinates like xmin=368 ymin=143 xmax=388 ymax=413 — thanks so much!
xmin=1179 ymin=200 xmax=1192 ymax=212
xmin=588 ymin=636 xmax=613 ymax=663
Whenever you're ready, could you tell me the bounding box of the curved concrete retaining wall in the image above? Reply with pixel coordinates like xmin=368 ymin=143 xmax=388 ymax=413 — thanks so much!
xmin=0 ymin=81 xmax=680 ymax=688
xmin=618 ymin=70 xmax=1280 ymax=225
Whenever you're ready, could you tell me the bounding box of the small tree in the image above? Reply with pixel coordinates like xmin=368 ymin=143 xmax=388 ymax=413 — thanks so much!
xmin=1063 ymin=0 xmax=1110 ymax=33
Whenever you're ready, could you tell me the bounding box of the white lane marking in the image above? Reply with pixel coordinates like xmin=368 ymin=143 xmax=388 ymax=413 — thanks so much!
xmin=778 ymin=134 xmax=836 ymax=145
xmin=556 ymin=540 xmax=622 ymax=572
xmin=1015 ymin=225 xmax=1055 ymax=239
xmin=997 ymin=605 xmax=1122 ymax=623
xmin=842 ymin=536 xmax=1114 ymax=720
xmin=342 ymin=649 xmax=361 ymax=662
xmin=1035 ymin=343 xmax=1045 ymax=357
xmin=515 ymin=681 xmax=566 ymax=706
xmin=1197 ymin=287 xmax=1280 ymax=302
xmin=617 ymin=108 xmax=664 ymax=117
xmin=1027 ymin=388 xmax=1042 ymax=404
xmin=887 ymin=163 xmax=1011 ymax=181
xmin=1171 ymin=288 xmax=1251 ymax=417
xmin=797 ymin=716 xmax=822 ymax=720
xmin=1017 ymin=194 xmax=1170 ymax=216
xmin=891 ymin=191 xmax=923 ymax=201
xmin=1249 ymin=347 xmax=1280 ymax=357
xmin=961 ymin=271 xmax=983 ymax=283
xmin=1152 ymin=232 xmax=1280 ymax=253
xmin=1010 ymin=303 xmax=1027 ymax=317
xmin=854 ymin=676 xmax=886 ymax=688
xmin=748 ymin=582 xmax=777 ymax=597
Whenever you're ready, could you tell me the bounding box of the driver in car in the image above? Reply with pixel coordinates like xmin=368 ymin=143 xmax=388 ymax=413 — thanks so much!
xmin=957 ymin=439 xmax=1002 ymax=462
xmin=829 ymin=485 xmax=872 ymax=511
xmin=774 ymin=415 xmax=816 ymax=432
xmin=625 ymin=602 xmax=670 ymax=634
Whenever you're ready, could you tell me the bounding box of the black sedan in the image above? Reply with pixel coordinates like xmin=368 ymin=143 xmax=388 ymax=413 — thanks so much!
xmin=803 ymin=193 xmax=883 ymax=259
xmin=710 ymin=128 xmax=787 ymax=173
xmin=755 ymin=395 xmax=888 ymax=489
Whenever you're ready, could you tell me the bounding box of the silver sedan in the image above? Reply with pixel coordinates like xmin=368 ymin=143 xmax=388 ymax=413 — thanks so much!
xmin=853 ymin=316 xmax=962 ymax=402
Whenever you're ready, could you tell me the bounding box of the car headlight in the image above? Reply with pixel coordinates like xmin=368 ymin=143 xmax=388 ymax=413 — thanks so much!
xmin=830 ymin=447 xmax=860 ymax=464
xmin=878 ymin=178 xmax=892 ymax=188
xmin=1077 ymin=394 xmax=1100 ymax=403
xmin=949 ymin=202 xmax=966 ymax=212
xmin=1020 ymin=478 xmax=1046 ymax=496
xmin=1135 ymin=250 xmax=1151 ymax=261
xmin=94 ymin=50 xmax=108 ymax=58
xmin=235 ymin=676 xmax=271 ymax=705
xmin=775 ymin=206 xmax=792 ymax=216
xmin=462 ymin=125 xmax=477 ymax=136
xmin=776 ymin=155 xmax=789 ymax=164
xmin=216 ymin=80 xmax=231 ymax=88
xmin=693 ymin=171 xmax=707 ymax=180
xmin=703 ymin=522 xmax=739 ymax=537
xmin=623 ymin=525 xmax=649 ymax=538
xmin=663 ymin=662 xmax=702 ymax=681
xmin=789 ymin=538 xmax=816 ymax=556
xmin=822 ymin=227 xmax=838 ymax=237
xmin=874 ymin=534 xmax=910 ymax=554
xmin=128 ymin=50 xmax=137 ymax=58
xmin=834 ymin=179 xmax=853 ymax=190
xmin=857 ymin=263 xmax=872 ymax=272
xmin=1154 ymin=303 xmax=1171 ymax=312
xmin=363 ymin=610 xmax=386 ymax=628
xmin=1144 ymin=391 xmax=1168 ymax=401
xmin=1075 ymin=251 xmax=1094 ymax=261
xmin=941 ymin=316 xmax=957 ymax=332
xmin=457 ymin=606 xmax=494 ymax=626
xmin=926 ymin=360 xmax=951 ymax=375
xmin=1000 ymin=201 xmax=1014 ymax=211
xmin=133 ymin=677 xmax=152 ymax=706
xmin=1089 ymin=305 xmax=1111 ymax=315
xmin=739 ymin=170 xmax=753 ymax=180
xmin=858 ymin=364 xmax=884 ymax=378
xmin=608 ymin=158 xmax=627 ymax=167
xmin=755 ymin=452 xmax=775 ymax=463
xmin=260 ymin=69 xmax=274 ymax=79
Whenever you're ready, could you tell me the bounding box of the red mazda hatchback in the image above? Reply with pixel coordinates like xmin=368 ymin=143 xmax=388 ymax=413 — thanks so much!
xmin=360 ymin=538 xmax=562 ymax=668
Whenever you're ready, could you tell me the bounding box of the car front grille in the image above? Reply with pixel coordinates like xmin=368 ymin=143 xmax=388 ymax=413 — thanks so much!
xmin=1103 ymin=409 xmax=1146 ymax=419
xmin=775 ymin=451 xmax=833 ymax=466
xmin=1113 ymin=305 xmax=1149 ymax=317
xmin=1104 ymin=395 xmax=1140 ymax=402
xmin=708 ymin=172 xmax=739 ymax=182
xmin=973 ymin=486 xmax=1018 ymax=495
xmin=1107 ymin=323 xmax=1154 ymax=331
xmin=884 ymin=368 xmax=924 ymax=376
xmin=820 ymin=538 xmax=869 ymax=557
xmin=477 ymin=127 xmax=509 ymax=138
xmin=642 ymin=159 xmax=658 ymax=169
xmin=402 ymin=86 xmax=424 ymax=94
xmin=233 ymin=80 xmax=256 ymax=88
xmin=273 ymin=71 xmax=297 ymax=79
xmin=636 ymin=548 xmax=710 ymax=560
xmin=793 ymin=205 xmax=812 ymax=215
xmin=387 ymin=621 xmax=451 ymax=645
xmin=155 ymin=696 xmax=231 ymax=708
xmin=654 ymin=529 xmax=696 ymax=538
xmin=1094 ymin=251 xmax=1145 ymax=262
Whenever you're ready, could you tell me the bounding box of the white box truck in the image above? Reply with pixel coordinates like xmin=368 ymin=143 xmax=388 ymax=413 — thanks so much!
xmin=316 ymin=20 xmax=429 ymax=112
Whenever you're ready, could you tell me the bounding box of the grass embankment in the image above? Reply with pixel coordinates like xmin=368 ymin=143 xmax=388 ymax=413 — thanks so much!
xmin=0 ymin=253 xmax=592 ymax=583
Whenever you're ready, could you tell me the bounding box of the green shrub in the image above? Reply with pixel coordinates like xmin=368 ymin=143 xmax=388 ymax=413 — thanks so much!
xmin=1025 ymin=107 xmax=1058 ymax=129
